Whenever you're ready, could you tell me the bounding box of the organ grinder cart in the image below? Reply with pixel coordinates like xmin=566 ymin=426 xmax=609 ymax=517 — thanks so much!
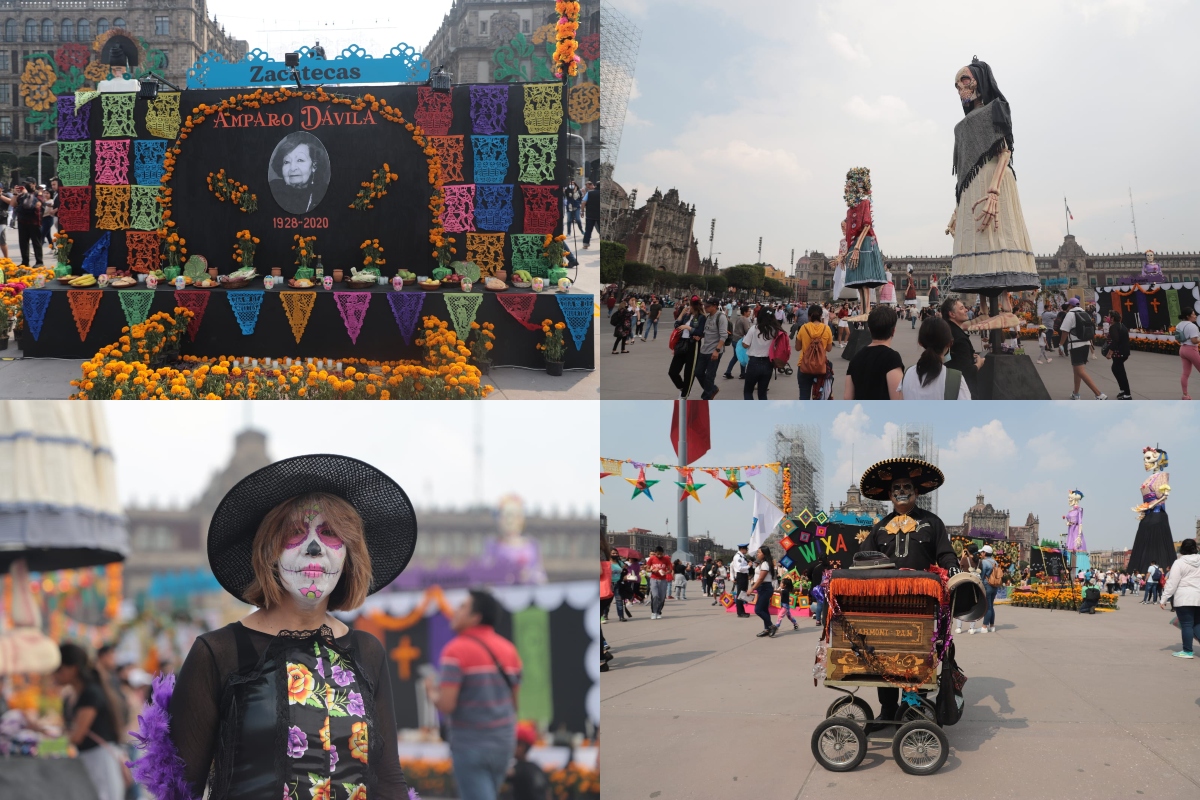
xmin=810 ymin=558 xmax=984 ymax=775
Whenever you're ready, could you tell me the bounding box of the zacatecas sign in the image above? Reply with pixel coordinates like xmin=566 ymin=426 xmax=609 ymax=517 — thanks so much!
xmin=187 ymin=44 xmax=430 ymax=90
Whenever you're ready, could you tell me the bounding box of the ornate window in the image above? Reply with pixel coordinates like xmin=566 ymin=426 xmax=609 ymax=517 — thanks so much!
xmin=24 ymin=20 xmax=37 ymax=42
xmin=114 ymin=18 xmax=126 ymax=30
xmin=2 ymin=20 xmax=14 ymax=43
xmin=155 ymin=16 xmax=169 ymax=36
xmin=97 ymin=19 xmax=108 ymax=32
xmin=41 ymin=19 xmax=53 ymax=43
xmin=61 ymin=20 xmax=73 ymax=42
xmin=78 ymin=20 xmax=91 ymax=42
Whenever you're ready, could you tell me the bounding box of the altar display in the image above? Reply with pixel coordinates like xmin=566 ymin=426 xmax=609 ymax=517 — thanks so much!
xmin=1128 ymin=446 xmax=1176 ymax=573
xmin=17 ymin=79 xmax=593 ymax=371
xmin=1094 ymin=254 xmax=1197 ymax=336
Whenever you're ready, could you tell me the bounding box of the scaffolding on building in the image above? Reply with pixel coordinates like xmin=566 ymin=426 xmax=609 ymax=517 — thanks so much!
xmin=599 ymin=1 xmax=640 ymax=233
xmin=891 ymin=425 xmax=938 ymax=516
xmin=773 ymin=425 xmax=823 ymax=517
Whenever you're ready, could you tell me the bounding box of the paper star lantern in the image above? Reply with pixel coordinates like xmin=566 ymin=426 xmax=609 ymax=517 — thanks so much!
xmin=625 ymin=468 xmax=658 ymax=501
xmin=675 ymin=481 xmax=705 ymax=502
xmin=718 ymin=477 xmax=747 ymax=499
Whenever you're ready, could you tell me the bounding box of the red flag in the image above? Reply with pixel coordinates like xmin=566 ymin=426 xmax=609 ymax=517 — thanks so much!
xmin=670 ymin=400 xmax=710 ymax=464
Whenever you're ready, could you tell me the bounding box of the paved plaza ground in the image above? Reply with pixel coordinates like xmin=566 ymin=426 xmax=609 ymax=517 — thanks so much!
xmin=0 ymin=239 xmax=600 ymax=400
xmin=601 ymin=592 xmax=1200 ymax=799
xmin=600 ymin=314 xmax=1190 ymax=401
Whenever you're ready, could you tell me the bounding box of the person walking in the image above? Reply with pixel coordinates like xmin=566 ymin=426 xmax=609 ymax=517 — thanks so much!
xmin=564 ymin=179 xmax=583 ymax=234
xmin=731 ymin=544 xmax=752 ymax=617
xmin=941 ymin=297 xmax=983 ymax=396
xmin=646 ymin=546 xmax=673 ymax=619
xmin=1105 ymin=309 xmax=1132 ymax=399
xmin=581 ymin=179 xmax=598 ymax=249
xmin=750 ymin=546 xmax=777 ymax=638
xmin=668 ymin=297 xmax=705 ymax=397
xmin=432 ymin=590 xmax=523 ymax=800
xmin=11 ymin=182 xmax=44 ymax=267
xmin=796 ymin=304 xmax=834 ymax=400
xmin=773 ymin=573 xmax=800 ymax=633
xmin=1142 ymin=561 xmax=1161 ymax=604
xmin=723 ymin=305 xmax=753 ymax=380
xmin=711 ymin=559 xmax=728 ymax=605
xmin=1059 ymin=297 xmax=1107 ymax=400
xmin=50 ymin=644 xmax=125 ymax=800
xmin=701 ymin=557 xmax=716 ymax=596
xmin=742 ymin=308 xmax=784 ymax=400
xmin=696 ymin=297 xmax=729 ymax=400
xmin=1176 ymin=307 xmax=1200 ymax=400
xmin=1160 ymin=538 xmax=1200 ymax=658
xmin=976 ymin=545 xmax=1000 ymax=633
xmin=644 ymin=296 xmax=663 ymax=341
xmin=672 ymin=559 xmax=688 ymax=600
xmin=902 ymin=316 xmax=972 ymax=400
xmin=600 ymin=540 xmax=614 ymax=624
xmin=844 ymin=305 xmax=904 ymax=400
xmin=1118 ymin=571 xmax=1128 ymax=595
xmin=610 ymin=300 xmax=631 ymax=355
xmin=807 ymin=557 xmax=829 ymax=627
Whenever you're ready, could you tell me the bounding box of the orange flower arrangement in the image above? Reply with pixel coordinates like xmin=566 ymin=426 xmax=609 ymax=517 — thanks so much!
xmin=206 ymin=168 xmax=258 ymax=212
xmin=554 ymin=1 xmax=583 ymax=78
xmin=160 ymin=87 xmax=449 ymax=272
xmin=350 ymin=163 xmax=399 ymax=210
xmin=159 ymin=230 xmax=188 ymax=268
xmin=233 ymin=229 xmax=259 ymax=270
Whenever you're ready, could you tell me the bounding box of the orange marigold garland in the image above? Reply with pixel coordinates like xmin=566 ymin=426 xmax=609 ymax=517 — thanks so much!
xmin=159 ymin=87 xmax=450 ymax=275
xmin=350 ymin=163 xmax=399 ymax=210
xmin=206 ymin=168 xmax=258 ymax=213
xmin=554 ymin=1 xmax=583 ymax=78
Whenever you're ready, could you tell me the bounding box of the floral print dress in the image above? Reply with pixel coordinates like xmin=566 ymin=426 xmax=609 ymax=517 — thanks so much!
xmin=281 ymin=639 xmax=371 ymax=800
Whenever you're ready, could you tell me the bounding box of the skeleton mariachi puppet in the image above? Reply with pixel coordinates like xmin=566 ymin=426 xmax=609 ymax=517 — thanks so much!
xmin=1128 ymin=447 xmax=1177 ymax=574
xmin=945 ymin=57 xmax=1040 ymax=331
xmin=129 ymin=455 xmax=418 ymax=800
xmin=832 ymin=167 xmax=888 ymax=320
xmin=857 ymin=457 xmax=960 ymax=723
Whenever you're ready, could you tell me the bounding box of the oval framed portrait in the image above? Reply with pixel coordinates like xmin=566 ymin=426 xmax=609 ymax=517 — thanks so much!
xmin=268 ymin=131 xmax=330 ymax=215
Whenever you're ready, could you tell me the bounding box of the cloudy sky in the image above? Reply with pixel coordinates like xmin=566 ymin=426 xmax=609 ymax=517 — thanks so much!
xmin=106 ymin=401 xmax=598 ymax=519
xmin=208 ymin=1 xmax=449 ymax=61
xmin=607 ymin=0 xmax=1199 ymax=270
xmin=601 ymin=401 xmax=1199 ymax=551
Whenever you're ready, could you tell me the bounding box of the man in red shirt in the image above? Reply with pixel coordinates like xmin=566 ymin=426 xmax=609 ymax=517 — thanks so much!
xmin=427 ymin=590 xmax=523 ymax=800
xmin=646 ymin=545 xmax=673 ymax=620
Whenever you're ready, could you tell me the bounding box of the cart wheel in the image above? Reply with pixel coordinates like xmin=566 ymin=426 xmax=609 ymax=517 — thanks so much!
xmin=826 ymin=696 xmax=874 ymax=722
xmin=899 ymin=702 xmax=935 ymax=724
xmin=892 ymin=720 xmax=948 ymax=775
xmin=811 ymin=718 xmax=867 ymax=772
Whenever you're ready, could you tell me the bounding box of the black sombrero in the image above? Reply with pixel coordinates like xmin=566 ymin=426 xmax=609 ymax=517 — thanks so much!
xmin=207 ymin=454 xmax=418 ymax=601
xmin=859 ymin=457 xmax=944 ymax=500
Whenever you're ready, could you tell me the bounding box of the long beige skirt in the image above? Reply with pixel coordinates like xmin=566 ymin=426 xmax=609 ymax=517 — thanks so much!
xmin=949 ymin=157 xmax=1040 ymax=294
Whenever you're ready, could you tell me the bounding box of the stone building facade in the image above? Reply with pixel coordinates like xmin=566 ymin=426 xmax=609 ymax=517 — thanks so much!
xmin=828 ymin=482 xmax=887 ymax=521
xmin=944 ymin=492 xmax=1040 ymax=563
xmin=0 ymin=1 xmax=246 ymax=164
xmin=422 ymin=0 xmax=600 ymax=180
xmin=796 ymin=235 xmax=1200 ymax=304
xmin=610 ymin=186 xmax=701 ymax=274
xmin=606 ymin=528 xmax=735 ymax=565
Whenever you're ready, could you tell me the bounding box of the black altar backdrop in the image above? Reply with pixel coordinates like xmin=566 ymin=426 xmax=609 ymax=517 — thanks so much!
xmin=59 ymin=84 xmax=565 ymax=277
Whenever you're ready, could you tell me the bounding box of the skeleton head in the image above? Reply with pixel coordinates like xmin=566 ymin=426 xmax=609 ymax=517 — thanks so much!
xmin=889 ymin=478 xmax=917 ymax=514
xmin=1145 ymin=249 xmax=1156 ymax=263
xmin=278 ymin=506 xmax=346 ymax=609
xmin=1068 ymin=490 xmax=1083 ymax=506
xmin=955 ymin=66 xmax=978 ymax=107
xmin=1143 ymin=447 xmax=1161 ymax=472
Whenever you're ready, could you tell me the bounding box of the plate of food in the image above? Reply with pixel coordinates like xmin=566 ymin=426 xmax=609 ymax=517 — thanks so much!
xmin=288 ymin=278 xmax=316 ymax=288
xmin=194 ymin=277 xmax=219 ymax=288
xmin=418 ymin=279 xmax=442 ymax=291
xmin=484 ymin=277 xmax=508 ymax=291
xmin=110 ymin=276 xmax=138 ymax=288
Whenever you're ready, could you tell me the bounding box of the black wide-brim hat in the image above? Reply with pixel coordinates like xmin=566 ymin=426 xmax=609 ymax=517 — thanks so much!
xmin=860 ymin=457 xmax=944 ymax=500
xmin=207 ymin=454 xmax=418 ymax=602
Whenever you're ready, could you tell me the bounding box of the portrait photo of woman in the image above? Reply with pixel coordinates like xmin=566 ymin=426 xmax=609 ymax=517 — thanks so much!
xmin=268 ymin=131 xmax=330 ymax=214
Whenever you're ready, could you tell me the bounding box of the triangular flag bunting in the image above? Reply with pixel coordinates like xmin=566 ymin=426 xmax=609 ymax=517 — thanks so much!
xmin=67 ymin=290 xmax=103 ymax=341
xmin=280 ymin=291 xmax=317 ymax=344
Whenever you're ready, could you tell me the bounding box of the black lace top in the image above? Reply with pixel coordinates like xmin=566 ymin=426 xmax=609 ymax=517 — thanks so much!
xmin=169 ymin=622 xmax=408 ymax=799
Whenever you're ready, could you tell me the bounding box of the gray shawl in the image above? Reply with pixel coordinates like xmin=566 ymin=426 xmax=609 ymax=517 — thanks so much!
xmin=952 ymin=100 xmax=1014 ymax=204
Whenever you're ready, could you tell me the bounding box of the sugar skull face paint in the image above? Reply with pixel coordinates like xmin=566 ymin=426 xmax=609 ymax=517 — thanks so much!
xmin=279 ymin=512 xmax=345 ymax=607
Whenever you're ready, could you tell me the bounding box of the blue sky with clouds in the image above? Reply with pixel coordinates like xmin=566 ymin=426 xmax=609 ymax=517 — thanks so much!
xmin=608 ymin=0 xmax=1199 ymax=269
xmin=601 ymin=401 xmax=1199 ymax=551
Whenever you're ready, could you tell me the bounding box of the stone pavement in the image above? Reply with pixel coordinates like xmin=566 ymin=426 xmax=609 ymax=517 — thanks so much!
xmin=601 ymin=593 xmax=1200 ymax=799
xmin=600 ymin=317 xmax=1190 ymax=400
xmin=0 ymin=243 xmax=600 ymax=400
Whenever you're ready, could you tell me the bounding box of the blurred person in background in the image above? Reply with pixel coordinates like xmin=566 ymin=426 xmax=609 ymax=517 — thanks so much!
xmin=429 ymin=589 xmax=523 ymax=800
xmin=506 ymin=721 xmax=552 ymax=800
xmin=54 ymin=643 xmax=126 ymax=800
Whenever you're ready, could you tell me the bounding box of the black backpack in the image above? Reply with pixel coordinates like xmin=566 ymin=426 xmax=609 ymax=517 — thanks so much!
xmin=1070 ymin=308 xmax=1095 ymax=343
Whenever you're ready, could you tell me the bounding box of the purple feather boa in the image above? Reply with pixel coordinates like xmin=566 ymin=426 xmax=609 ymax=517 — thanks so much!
xmin=127 ymin=672 xmax=197 ymax=800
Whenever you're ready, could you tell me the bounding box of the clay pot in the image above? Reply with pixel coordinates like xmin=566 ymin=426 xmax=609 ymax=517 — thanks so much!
xmin=494 ymin=269 xmax=508 ymax=282
xmin=332 ymin=269 xmax=344 ymax=283
xmin=271 ymin=267 xmax=282 ymax=277
xmin=208 ymin=267 xmax=219 ymax=278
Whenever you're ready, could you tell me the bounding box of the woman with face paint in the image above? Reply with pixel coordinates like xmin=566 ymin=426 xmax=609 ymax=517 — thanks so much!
xmin=857 ymin=457 xmax=960 ymax=725
xmin=129 ymin=455 xmax=418 ymax=800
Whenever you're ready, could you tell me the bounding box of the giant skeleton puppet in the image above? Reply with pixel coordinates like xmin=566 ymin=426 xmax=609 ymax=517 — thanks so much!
xmin=832 ymin=167 xmax=888 ymax=321
xmin=1128 ymin=447 xmax=1177 ymax=573
xmin=945 ymin=57 xmax=1040 ymax=330
xmin=129 ymin=455 xmax=418 ymax=800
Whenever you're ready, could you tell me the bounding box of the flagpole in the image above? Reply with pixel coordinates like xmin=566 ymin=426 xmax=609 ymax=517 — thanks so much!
xmin=1064 ymin=196 xmax=1070 ymax=236
xmin=675 ymin=399 xmax=690 ymax=563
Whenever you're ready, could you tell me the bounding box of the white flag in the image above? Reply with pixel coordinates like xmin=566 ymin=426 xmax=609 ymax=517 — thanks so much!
xmin=748 ymin=489 xmax=785 ymax=553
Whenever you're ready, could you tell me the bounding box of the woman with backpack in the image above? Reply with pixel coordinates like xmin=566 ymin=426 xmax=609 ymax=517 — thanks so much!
xmin=668 ymin=297 xmax=705 ymax=396
xmin=977 ymin=545 xmax=1000 ymax=634
xmin=901 ymin=316 xmax=972 ymax=399
xmin=741 ymin=307 xmax=785 ymax=400
xmin=796 ymin=304 xmax=833 ymax=400
xmin=1176 ymin=307 xmax=1200 ymax=400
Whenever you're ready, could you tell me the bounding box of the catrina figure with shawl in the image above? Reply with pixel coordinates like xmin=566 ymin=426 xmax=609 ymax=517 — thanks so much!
xmin=832 ymin=167 xmax=887 ymax=320
xmin=945 ymin=57 xmax=1040 ymax=330
xmin=129 ymin=455 xmax=418 ymax=800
